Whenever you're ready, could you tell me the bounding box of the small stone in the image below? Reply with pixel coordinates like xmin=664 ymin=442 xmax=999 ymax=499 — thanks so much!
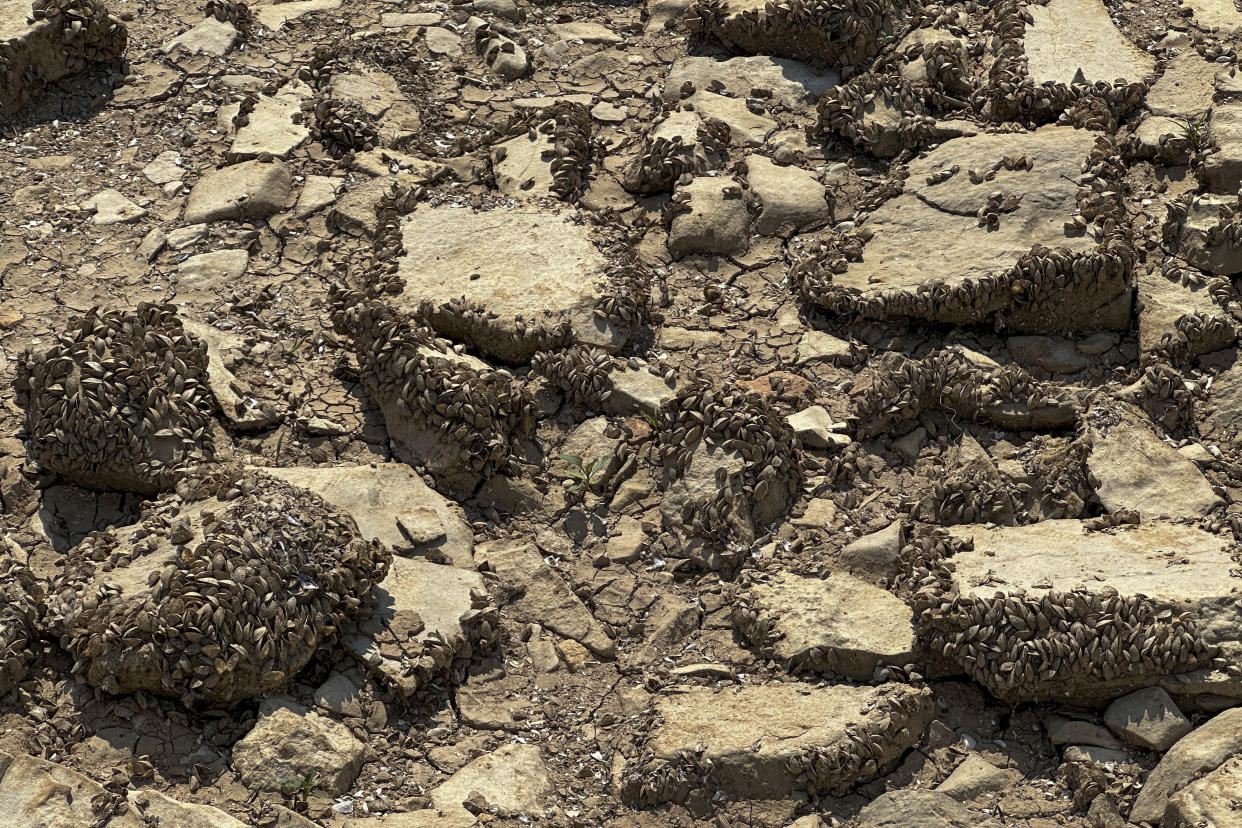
xmin=893 ymin=427 xmax=926 ymax=461
xmin=397 ymin=507 xmax=447 ymax=547
xmin=162 ymin=17 xmax=239 ymax=57
xmin=1044 ymin=715 xmax=1122 ymax=749
xmin=857 ymin=790 xmax=1004 ymax=828
xmin=143 ymin=150 xmax=184 ymax=185
xmin=425 ymin=27 xmax=463 ymax=57
xmin=527 ymin=639 xmax=560 ymax=673
xmin=1006 ymin=335 xmax=1089 ymax=373
xmin=1063 ymin=745 xmax=1133 ymax=765
xmin=839 ymin=521 xmax=904 ymax=583
xmin=935 ymin=754 xmax=1013 ymax=801
xmin=787 ymin=405 xmax=850 ymax=449
xmin=591 ymin=101 xmax=627 ymax=123
xmin=83 ymin=189 xmax=146 ymax=225
xmin=136 ymin=228 xmax=167 ymax=262
xmin=184 ymin=160 xmax=292 ymax=225
xmin=746 ymin=155 xmax=831 ymax=236
xmin=1104 ymin=687 xmax=1193 ymax=752
xmin=667 ymin=177 xmax=750 ymax=258
xmin=314 ymin=673 xmax=365 ymax=718
xmin=556 ymin=639 xmax=591 ymax=672
xmin=232 ymin=699 xmax=366 ymax=796
xmin=295 ymin=175 xmax=343 ymax=218
xmin=178 ymin=249 xmax=248 ymax=285
xmin=550 ymin=22 xmax=622 ymax=43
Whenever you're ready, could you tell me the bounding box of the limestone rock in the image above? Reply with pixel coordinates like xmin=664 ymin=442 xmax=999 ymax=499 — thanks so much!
xmin=295 ymin=175 xmax=343 ymax=217
xmin=1136 ymin=269 xmax=1235 ymax=361
xmin=737 ymin=571 xmax=914 ymax=679
xmin=856 ymin=790 xmax=1004 ymax=828
xmin=479 ymin=540 xmax=614 ymax=657
xmin=1204 ymin=103 xmax=1242 ymax=194
xmin=254 ymin=0 xmax=342 ymax=30
xmin=839 ymin=520 xmax=904 ymax=584
xmin=229 ymin=89 xmax=310 ymax=160
xmin=681 ymin=91 xmax=775 ymax=146
xmin=934 ymin=754 xmax=1013 ymax=801
xmin=1006 ymin=335 xmax=1089 ymax=374
xmin=184 ymin=320 xmax=282 ymax=431
xmin=0 ymin=750 xmax=144 ymax=828
xmin=177 ymin=250 xmax=249 ymax=299
xmin=1165 ymin=755 xmax=1242 ymax=828
xmin=550 ymin=22 xmax=621 ymax=44
xmin=796 ymin=330 xmax=853 ymax=364
xmin=1085 ymin=402 xmax=1223 ymax=520
xmin=233 ymin=700 xmax=365 ymax=796
xmin=687 ymin=0 xmax=899 ymax=67
xmin=1164 ymin=194 xmax=1242 ymax=276
xmin=1104 ymin=687 xmax=1192 ymax=752
xmin=393 ymin=207 xmax=625 ymax=362
xmin=604 ymin=361 xmax=676 ymax=415
xmin=83 ymin=189 xmax=146 ymax=225
xmin=1022 ymin=0 xmax=1154 ymax=85
xmin=620 ymin=682 xmax=932 ymax=803
xmin=162 ymin=17 xmax=238 ymax=56
xmin=663 ymin=55 xmax=839 ymax=111
xmin=258 ymin=463 xmax=473 ymax=565
xmin=806 ymin=127 xmax=1131 ymax=332
xmin=184 ymin=160 xmax=292 ymax=224
xmin=746 ymin=155 xmax=831 ymax=236
xmin=667 ymin=176 xmax=749 ymax=258
xmin=1183 ymin=0 xmax=1242 ymax=34
xmin=787 ymin=405 xmax=849 ymax=449
xmin=424 ymin=26 xmax=462 ymax=57
xmin=127 ymin=788 xmax=247 ymax=828
xmin=430 ymin=744 xmax=553 ymax=822
xmin=1130 ymin=708 xmax=1242 ymax=824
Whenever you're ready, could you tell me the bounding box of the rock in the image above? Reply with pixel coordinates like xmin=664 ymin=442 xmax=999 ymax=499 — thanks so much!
xmin=162 ymin=17 xmax=239 ymax=57
xmin=1085 ymin=401 xmax=1223 ymax=520
xmin=660 ymin=440 xmax=752 ymax=568
xmin=430 ymin=744 xmax=553 ymax=821
xmin=0 ymin=749 xmax=143 ymax=827
xmin=1137 ymin=269 xmax=1235 ymax=360
xmin=1204 ymin=102 xmax=1242 ymax=194
xmin=1183 ymin=0 xmax=1242 ymax=32
xmin=667 ymin=176 xmax=750 ymax=258
xmin=933 ymin=519 xmax=1239 ymax=702
xmin=1165 ymin=755 xmax=1242 ymax=828
xmin=1022 ymin=0 xmax=1154 ymax=85
xmin=893 ymin=427 xmax=927 ymax=461
xmin=137 ymin=228 xmax=166 ymax=262
xmin=796 ymin=330 xmax=853 ymax=364
xmin=1006 ymin=335 xmax=1089 ymax=374
xmin=604 ymin=361 xmax=676 ymax=415
xmin=479 ymin=540 xmax=614 ymax=657
xmin=344 ymin=556 xmax=490 ymax=696
xmin=1063 ymin=745 xmax=1133 ymax=765
xmin=787 ymin=406 xmax=849 ymax=449
xmin=0 ymin=0 xmax=127 ymax=118
xmin=1165 ymin=194 xmax=1242 ymax=276
xmin=746 ymin=155 xmax=831 ymax=236
xmin=351 ymin=149 xmax=446 ymax=181
xmin=839 ymin=520 xmax=904 ymax=584
xmin=491 ymin=130 xmax=562 ymax=198
xmin=83 ymin=189 xmax=146 ymax=225
xmin=230 ymin=90 xmax=310 ymax=160
xmin=682 ymin=91 xmax=776 ymax=146
xmin=811 ymin=127 xmax=1130 ymax=332
xmin=1130 ymin=708 xmax=1242 ymax=824
xmin=314 ymin=673 xmax=365 ymax=718
xmin=393 ymin=207 xmax=624 ymax=362
xmin=935 ymin=754 xmax=1013 ymax=801
xmin=177 ymin=249 xmax=249 ymax=298
xmin=646 ymin=0 xmax=690 ymax=30
xmin=550 ymin=22 xmax=621 ymax=43
xmin=528 ymin=638 xmax=560 ymax=672
xmin=604 ymin=516 xmax=647 ymax=564
xmin=1104 ymin=687 xmax=1192 ymax=752
xmin=620 ymin=683 xmax=932 ymax=802
xmin=128 ymin=788 xmax=247 ymax=827
xmin=557 ymin=417 xmax=627 ymax=493
xmin=632 ymin=594 xmax=701 ymax=665
xmin=183 ymin=320 xmax=281 ymax=430
xmin=254 ymin=0 xmax=342 ymax=30
xmin=295 ymin=175 xmax=343 ymax=217
xmin=424 ymin=26 xmax=462 ymax=57
xmin=380 ymin=12 xmax=441 ymax=27
xmin=232 ymin=699 xmax=365 ymax=796
xmin=143 ymin=150 xmax=185 ymax=185
xmin=258 ymin=463 xmax=472 ymax=564
xmin=1202 ymin=357 xmax=1242 ymax=446
xmin=1045 ymin=716 xmax=1122 ymax=748
xmin=1136 ymin=52 xmax=1217 ymax=159
xmin=167 ymin=223 xmax=207 ymax=250
xmin=184 ymin=160 xmax=292 ymax=224
xmin=663 ymin=55 xmax=839 ymax=111
xmin=856 ymin=790 xmax=1003 ymax=828
xmin=473 ymin=0 xmax=519 ymax=20
xmin=591 ymin=101 xmax=627 ymax=123
xmin=737 ymin=571 xmax=915 ymax=680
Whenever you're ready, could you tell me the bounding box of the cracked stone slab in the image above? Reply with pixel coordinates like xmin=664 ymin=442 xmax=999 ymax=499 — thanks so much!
xmin=162 ymin=17 xmax=238 ymax=57
xmin=227 ymin=89 xmax=310 ymax=160
xmin=0 ymin=750 xmax=144 ymax=827
xmin=253 ymin=0 xmax=342 ymax=30
xmin=1023 ymin=0 xmax=1154 ymax=86
xmin=184 ymin=160 xmax=292 ymax=224
xmin=663 ymin=55 xmax=839 ymax=111
xmin=393 ymin=207 xmax=623 ymax=362
xmin=1136 ymin=269 xmax=1235 ymax=360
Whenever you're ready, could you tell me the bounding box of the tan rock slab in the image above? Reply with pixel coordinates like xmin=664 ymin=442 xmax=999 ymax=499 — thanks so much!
xmin=184 ymin=160 xmax=292 ymax=224
xmin=1166 ymin=755 xmax=1242 ymax=828
xmin=1130 ymin=708 xmax=1242 ymax=824
xmin=254 ymin=0 xmax=342 ymax=30
xmin=1023 ymin=0 xmax=1154 ymax=85
xmin=663 ymin=55 xmax=839 ymax=111
xmin=233 ymin=700 xmax=365 ymax=796
xmin=0 ymin=750 xmax=144 ymax=828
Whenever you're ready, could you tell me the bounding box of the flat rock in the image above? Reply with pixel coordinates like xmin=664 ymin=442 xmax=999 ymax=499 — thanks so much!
xmin=1130 ymin=707 xmax=1242 ymax=824
xmin=839 ymin=520 xmax=904 ymax=584
xmin=682 ymin=91 xmax=776 ymax=145
xmin=1166 ymin=755 xmax=1242 ymax=828
xmin=1006 ymin=335 xmax=1089 ymax=374
xmin=394 ymin=207 xmax=622 ymax=362
xmin=934 ymin=754 xmax=1013 ymax=801
xmin=746 ymin=155 xmax=830 ymax=236
xmin=428 ymin=744 xmax=553 ymax=823
xmin=663 ymin=55 xmax=839 ymax=111
xmin=797 ymin=330 xmax=852 ymax=364
xmin=314 ymin=673 xmax=364 ymax=718
xmin=127 ymin=788 xmax=247 ymax=828
xmin=143 ymin=150 xmax=185 ymax=185
xmin=184 ymin=320 xmax=282 ymax=430
xmin=1104 ymin=687 xmax=1192 ymax=752
xmin=1085 ymin=402 xmax=1223 ymax=520
xmin=424 ymin=26 xmax=462 ymax=57
xmin=258 ymin=463 xmax=472 ymax=564
xmin=603 ymin=361 xmax=677 ymax=415
xmin=295 ymin=175 xmax=343 ymax=217
xmin=550 ymin=22 xmax=622 ymax=43
xmin=857 ymin=790 xmax=1004 ymax=828
xmin=820 ymin=127 xmax=1131 ymax=332
xmin=0 ymin=749 xmax=144 ymax=828
xmin=1045 ymin=715 xmax=1122 ymax=748
xmin=162 ymin=17 xmax=238 ymax=57
xmin=624 ymin=683 xmax=932 ymax=801
xmin=381 ymin=12 xmax=441 ymax=27
xmin=1023 ymin=0 xmax=1154 ymax=85
xmin=1203 ymin=102 xmax=1242 ymax=193
xmin=344 ymin=557 xmax=486 ymax=696
xmin=786 ymin=405 xmax=849 ymax=449
xmin=232 ymin=700 xmax=365 ymax=796
xmin=254 ymin=0 xmax=342 ymax=29
xmin=84 ymin=189 xmax=146 ymax=226
xmin=1202 ymin=356 xmax=1242 ymax=445
xmin=230 ymin=90 xmax=310 ymax=160
xmin=688 ymin=0 xmax=894 ymax=67
xmin=1183 ymin=0 xmax=1242 ymax=32
xmin=184 ymin=160 xmax=292 ymax=224
xmin=667 ymin=176 xmax=749 ymax=258
xmin=739 ymin=571 xmax=914 ymax=679
xmin=1165 ymin=194 xmax=1242 ymax=275
xmin=177 ymin=250 xmax=249 ymax=298
xmin=1148 ymin=52 xmax=1218 ymax=119
xmin=1137 ymin=269 xmax=1235 ymax=360
xmin=479 ymin=539 xmax=614 ymax=657
xmin=491 ymin=130 xmax=560 ymax=198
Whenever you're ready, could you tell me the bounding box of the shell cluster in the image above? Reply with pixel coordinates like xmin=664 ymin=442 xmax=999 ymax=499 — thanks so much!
xmin=46 ymin=468 xmax=391 ymax=705
xmin=619 ymin=684 xmax=933 ymax=806
xmin=203 ymin=0 xmax=253 ymax=38
xmin=0 ymin=560 xmax=40 ymax=697
xmin=622 ymin=112 xmax=730 ymax=195
xmin=531 ymin=345 xmax=615 ymax=409
xmin=310 ymin=97 xmax=380 ymax=159
xmin=15 ymin=303 xmax=217 ymax=495
xmin=685 ymin=0 xmax=908 ymax=68
xmin=333 ymin=293 xmax=537 ymax=494
xmin=484 ymin=101 xmax=598 ymax=201
xmin=657 ymin=379 xmax=802 ymax=561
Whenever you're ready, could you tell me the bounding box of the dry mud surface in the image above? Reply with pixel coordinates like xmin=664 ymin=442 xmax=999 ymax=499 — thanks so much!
xmin=9 ymin=0 xmax=1242 ymax=827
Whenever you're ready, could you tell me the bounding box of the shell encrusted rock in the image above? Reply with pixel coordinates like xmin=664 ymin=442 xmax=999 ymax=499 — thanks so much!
xmin=15 ymin=303 xmax=217 ymax=495
xmin=46 ymin=467 xmax=391 ymax=706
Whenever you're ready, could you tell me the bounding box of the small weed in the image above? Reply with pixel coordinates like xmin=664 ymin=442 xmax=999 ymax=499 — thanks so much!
xmin=559 ymin=453 xmax=607 ymax=493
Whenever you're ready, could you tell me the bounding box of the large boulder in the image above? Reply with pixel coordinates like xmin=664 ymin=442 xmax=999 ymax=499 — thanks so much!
xmin=46 ymin=469 xmax=390 ymax=705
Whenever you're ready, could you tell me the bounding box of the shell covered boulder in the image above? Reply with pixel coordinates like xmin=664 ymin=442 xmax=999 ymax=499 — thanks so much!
xmin=47 ymin=468 xmax=391 ymax=705
xmin=15 ymin=303 xmax=216 ymax=495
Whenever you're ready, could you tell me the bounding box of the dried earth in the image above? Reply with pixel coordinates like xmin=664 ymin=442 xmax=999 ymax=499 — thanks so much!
xmin=6 ymin=0 xmax=1242 ymax=827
